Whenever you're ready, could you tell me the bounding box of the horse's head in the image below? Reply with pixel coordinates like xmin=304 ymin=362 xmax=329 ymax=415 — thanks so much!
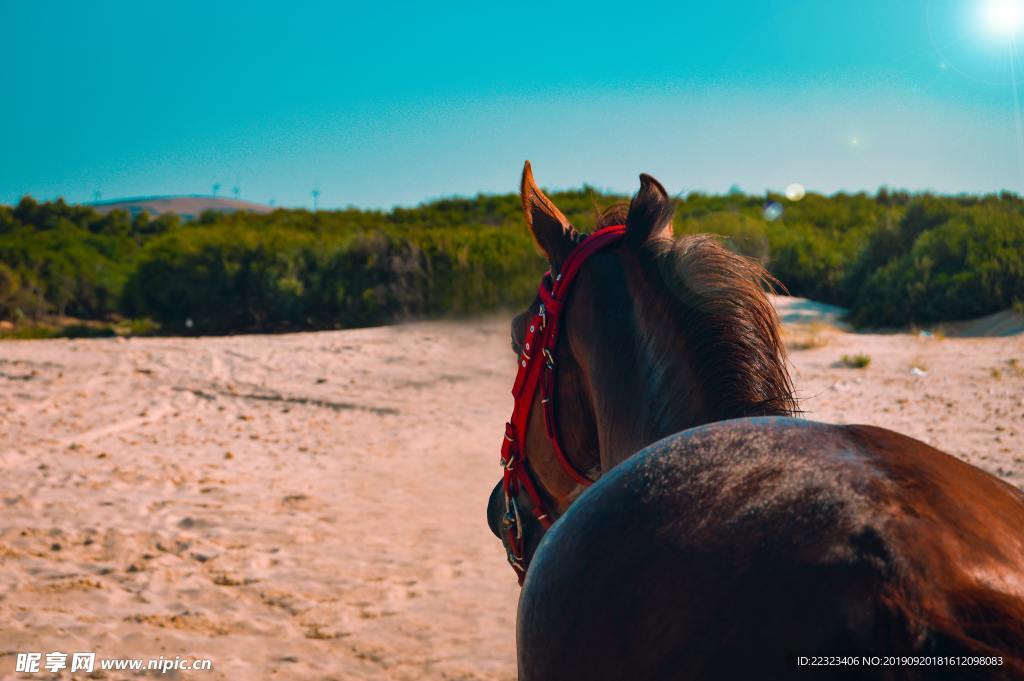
xmin=487 ymin=162 xmax=796 ymax=580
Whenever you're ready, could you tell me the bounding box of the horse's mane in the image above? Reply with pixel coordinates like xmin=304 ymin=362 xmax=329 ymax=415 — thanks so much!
xmin=596 ymin=205 xmax=799 ymax=420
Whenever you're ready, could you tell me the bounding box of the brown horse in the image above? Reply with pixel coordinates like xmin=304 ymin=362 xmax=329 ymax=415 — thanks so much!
xmin=486 ymin=162 xmax=1024 ymax=679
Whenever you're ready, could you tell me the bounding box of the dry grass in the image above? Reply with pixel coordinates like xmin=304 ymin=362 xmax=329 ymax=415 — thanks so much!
xmin=785 ymin=322 xmax=833 ymax=351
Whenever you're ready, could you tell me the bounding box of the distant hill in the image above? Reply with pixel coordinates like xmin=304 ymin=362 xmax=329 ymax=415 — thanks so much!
xmin=85 ymin=195 xmax=274 ymax=221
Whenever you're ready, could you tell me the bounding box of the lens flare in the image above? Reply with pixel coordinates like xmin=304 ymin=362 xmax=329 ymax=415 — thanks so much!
xmin=785 ymin=183 xmax=806 ymax=201
xmin=981 ymin=0 xmax=1024 ymax=39
xmin=762 ymin=202 xmax=783 ymax=221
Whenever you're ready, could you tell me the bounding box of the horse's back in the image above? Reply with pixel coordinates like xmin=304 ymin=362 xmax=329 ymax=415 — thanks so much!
xmin=518 ymin=417 xmax=1024 ymax=680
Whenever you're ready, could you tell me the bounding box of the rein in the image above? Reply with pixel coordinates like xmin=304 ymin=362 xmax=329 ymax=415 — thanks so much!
xmin=499 ymin=224 xmax=626 ymax=583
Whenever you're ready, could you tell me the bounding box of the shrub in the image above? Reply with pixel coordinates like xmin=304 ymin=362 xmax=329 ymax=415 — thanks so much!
xmin=840 ymin=354 xmax=872 ymax=369
xmin=2 ymin=189 xmax=1023 ymax=334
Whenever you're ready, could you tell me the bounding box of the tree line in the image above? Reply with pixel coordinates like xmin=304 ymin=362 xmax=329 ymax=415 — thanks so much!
xmin=1 ymin=188 xmax=1022 ymax=334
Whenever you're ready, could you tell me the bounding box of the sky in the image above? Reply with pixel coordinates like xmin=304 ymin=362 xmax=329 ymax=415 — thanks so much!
xmin=4 ymin=0 xmax=1024 ymax=209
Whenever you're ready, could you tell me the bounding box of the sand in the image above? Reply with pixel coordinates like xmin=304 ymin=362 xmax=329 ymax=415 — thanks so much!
xmin=1 ymin=306 xmax=1022 ymax=680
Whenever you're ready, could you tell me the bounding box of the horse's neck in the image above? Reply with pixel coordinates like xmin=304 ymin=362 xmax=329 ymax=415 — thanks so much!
xmin=583 ymin=274 xmax=716 ymax=471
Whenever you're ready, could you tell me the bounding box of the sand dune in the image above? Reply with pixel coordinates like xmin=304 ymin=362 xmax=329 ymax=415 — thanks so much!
xmin=1 ymin=312 xmax=1021 ymax=679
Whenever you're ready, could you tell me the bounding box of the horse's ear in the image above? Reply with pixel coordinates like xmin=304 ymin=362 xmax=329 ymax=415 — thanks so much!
xmin=521 ymin=161 xmax=576 ymax=272
xmin=625 ymin=173 xmax=674 ymax=246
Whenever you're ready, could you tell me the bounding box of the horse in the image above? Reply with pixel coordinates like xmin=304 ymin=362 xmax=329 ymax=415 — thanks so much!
xmin=486 ymin=162 xmax=1024 ymax=680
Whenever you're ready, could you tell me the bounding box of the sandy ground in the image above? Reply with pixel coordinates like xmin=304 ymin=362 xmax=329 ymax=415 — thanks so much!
xmin=1 ymin=306 xmax=1022 ymax=680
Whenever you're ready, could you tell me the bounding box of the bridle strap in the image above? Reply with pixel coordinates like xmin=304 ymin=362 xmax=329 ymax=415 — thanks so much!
xmin=499 ymin=224 xmax=626 ymax=582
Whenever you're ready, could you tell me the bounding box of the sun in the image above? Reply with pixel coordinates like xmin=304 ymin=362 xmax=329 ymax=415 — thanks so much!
xmin=980 ymin=0 xmax=1024 ymax=40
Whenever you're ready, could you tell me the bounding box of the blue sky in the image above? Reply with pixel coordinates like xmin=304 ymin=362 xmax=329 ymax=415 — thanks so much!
xmin=3 ymin=0 xmax=1024 ymax=208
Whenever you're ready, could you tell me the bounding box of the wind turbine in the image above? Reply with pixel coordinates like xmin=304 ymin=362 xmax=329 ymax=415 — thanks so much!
xmin=92 ymin=189 xmax=102 ymax=203
xmin=212 ymin=183 xmax=221 ymax=198
xmin=312 ymin=188 xmax=321 ymax=212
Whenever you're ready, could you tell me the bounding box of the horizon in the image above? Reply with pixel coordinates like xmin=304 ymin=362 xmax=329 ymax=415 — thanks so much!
xmin=5 ymin=1 xmax=1024 ymax=209
xmin=10 ymin=182 xmax=1024 ymax=215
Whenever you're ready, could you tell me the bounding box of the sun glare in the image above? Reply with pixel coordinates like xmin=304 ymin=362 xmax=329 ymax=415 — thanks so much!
xmin=980 ymin=0 xmax=1024 ymax=40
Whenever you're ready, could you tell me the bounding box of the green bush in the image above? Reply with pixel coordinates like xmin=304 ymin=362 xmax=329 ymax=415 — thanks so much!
xmin=847 ymin=202 xmax=1024 ymax=326
xmin=120 ymin=214 xmax=542 ymax=333
xmin=2 ymin=189 xmax=1023 ymax=334
xmin=840 ymin=353 xmax=872 ymax=369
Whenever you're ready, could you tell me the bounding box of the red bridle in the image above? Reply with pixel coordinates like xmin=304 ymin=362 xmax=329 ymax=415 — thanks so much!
xmin=499 ymin=224 xmax=626 ymax=583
